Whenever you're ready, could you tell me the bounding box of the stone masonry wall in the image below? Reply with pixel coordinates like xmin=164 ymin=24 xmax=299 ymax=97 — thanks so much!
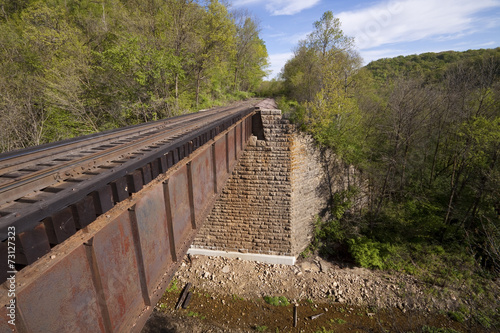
xmin=289 ymin=133 xmax=329 ymax=255
xmin=192 ymin=109 xmax=358 ymax=257
xmin=193 ymin=110 xmax=294 ymax=255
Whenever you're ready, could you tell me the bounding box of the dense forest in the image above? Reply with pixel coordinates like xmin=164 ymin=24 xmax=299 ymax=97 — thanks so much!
xmin=266 ymin=11 xmax=499 ymax=328
xmin=0 ymin=0 xmax=268 ymax=152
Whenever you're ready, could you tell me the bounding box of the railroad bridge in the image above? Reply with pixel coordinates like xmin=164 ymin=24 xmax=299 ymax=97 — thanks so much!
xmin=0 ymin=99 xmax=355 ymax=332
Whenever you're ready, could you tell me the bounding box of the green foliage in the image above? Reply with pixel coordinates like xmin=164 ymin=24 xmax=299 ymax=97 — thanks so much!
xmin=331 ymin=318 xmax=346 ymax=324
xmin=282 ymin=11 xmax=499 ymax=302
xmin=315 ymin=328 xmax=335 ymax=333
xmin=366 ymin=48 xmax=500 ymax=84
xmin=186 ymin=311 xmax=205 ymax=319
xmin=166 ymin=279 xmax=179 ymax=293
xmin=0 ymin=0 xmax=269 ymax=153
xmin=256 ymin=79 xmax=284 ymax=98
xmin=254 ymin=325 xmax=267 ymax=332
xmin=307 ymin=188 xmax=359 ymax=258
xmin=347 ymin=237 xmax=391 ymax=269
xmin=421 ymin=326 xmax=461 ymax=333
xmin=281 ymin=11 xmax=364 ymax=165
xmin=354 ymin=47 xmax=500 ymax=278
xmin=263 ymin=296 xmax=290 ymax=307
xmin=447 ymin=310 xmax=466 ymax=323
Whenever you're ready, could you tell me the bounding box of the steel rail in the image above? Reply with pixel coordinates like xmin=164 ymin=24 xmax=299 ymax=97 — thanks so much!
xmin=0 ymin=105 xmax=255 ymax=236
xmin=0 ymin=107 xmax=236 ymax=176
xmin=0 ymin=107 xmax=246 ymax=206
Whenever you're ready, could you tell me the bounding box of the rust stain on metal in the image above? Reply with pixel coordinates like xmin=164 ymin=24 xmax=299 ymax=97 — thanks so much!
xmin=191 ymin=148 xmax=215 ymax=223
xmin=0 ymin=111 xmax=255 ymax=333
xmin=134 ymin=183 xmax=172 ymax=297
xmin=166 ymin=165 xmax=193 ymax=256
xmin=236 ymin=123 xmax=242 ymax=156
xmin=214 ymin=136 xmax=228 ymax=193
xmin=91 ymin=211 xmax=145 ymax=332
xmin=227 ymin=128 xmax=236 ymax=170
xmin=16 ymin=245 xmax=107 ymax=333
xmin=16 ymin=223 xmax=51 ymax=265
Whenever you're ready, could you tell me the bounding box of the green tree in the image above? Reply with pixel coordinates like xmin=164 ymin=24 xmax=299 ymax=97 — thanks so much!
xmin=232 ymin=11 xmax=269 ymax=92
xmin=283 ymin=11 xmax=363 ymax=163
xmin=306 ymin=10 xmax=353 ymax=57
xmin=0 ymin=0 xmax=269 ymax=153
xmin=191 ymin=0 xmax=235 ymax=107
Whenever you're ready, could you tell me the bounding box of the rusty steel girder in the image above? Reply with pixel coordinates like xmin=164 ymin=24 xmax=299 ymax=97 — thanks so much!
xmin=0 ymin=112 xmax=254 ymax=333
xmin=0 ymin=106 xmax=254 ymax=284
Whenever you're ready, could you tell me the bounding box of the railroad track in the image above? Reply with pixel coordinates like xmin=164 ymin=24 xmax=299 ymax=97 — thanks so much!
xmin=0 ymin=101 xmax=257 ymax=277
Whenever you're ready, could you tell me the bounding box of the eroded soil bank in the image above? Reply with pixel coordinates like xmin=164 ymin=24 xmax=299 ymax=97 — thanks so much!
xmin=142 ymin=254 xmax=498 ymax=332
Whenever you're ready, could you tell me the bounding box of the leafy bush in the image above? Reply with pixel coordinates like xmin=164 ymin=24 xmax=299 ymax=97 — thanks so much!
xmin=347 ymin=237 xmax=390 ymax=269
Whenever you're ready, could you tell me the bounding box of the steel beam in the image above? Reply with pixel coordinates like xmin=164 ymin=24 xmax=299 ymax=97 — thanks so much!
xmin=0 ymin=112 xmax=254 ymax=333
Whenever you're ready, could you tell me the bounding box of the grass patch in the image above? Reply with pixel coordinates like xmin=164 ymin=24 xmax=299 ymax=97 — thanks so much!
xmin=331 ymin=318 xmax=346 ymax=324
xmin=315 ymin=328 xmax=335 ymax=333
xmin=421 ymin=326 xmax=461 ymax=333
xmin=186 ymin=311 xmax=205 ymax=319
xmin=263 ymin=296 xmax=290 ymax=307
xmin=165 ymin=279 xmax=178 ymax=293
xmin=254 ymin=325 xmax=268 ymax=331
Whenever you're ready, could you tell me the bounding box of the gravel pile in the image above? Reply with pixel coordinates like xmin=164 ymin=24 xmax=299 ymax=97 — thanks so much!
xmin=172 ymin=254 xmax=465 ymax=313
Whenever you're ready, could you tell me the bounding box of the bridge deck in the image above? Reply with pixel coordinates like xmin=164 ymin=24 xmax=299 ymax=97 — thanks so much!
xmin=0 ymin=103 xmax=256 ymax=332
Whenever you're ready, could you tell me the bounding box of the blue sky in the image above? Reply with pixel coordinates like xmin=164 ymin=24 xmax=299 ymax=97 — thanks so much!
xmin=229 ymin=0 xmax=500 ymax=79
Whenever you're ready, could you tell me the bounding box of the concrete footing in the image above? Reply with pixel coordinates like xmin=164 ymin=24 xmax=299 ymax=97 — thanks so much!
xmin=187 ymin=247 xmax=296 ymax=265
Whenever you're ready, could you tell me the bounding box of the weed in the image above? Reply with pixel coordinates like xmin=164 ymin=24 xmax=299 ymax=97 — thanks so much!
xmin=232 ymin=294 xmax=244 ymax=301
xmin=263 ymin=296 xmax=290 ymax=306
xmin=300 ymin=247 xmax=312 ymax=258
xmin=315 ymin=327 xmax=334 ymax=333
xmin=166 ymin=279 xmax=178 ymax=292
xmin=447 ymin=311 xmax=466 ymax=323
xmin=421 ymin=326 xmax=461 ymax=333
xmin=254 ymin=325 xmax=268 ymax=331
xmin=331 ymin=318 xmax=346 ymax=324
xmin=474 ymin=310 xmax=493 ymax=328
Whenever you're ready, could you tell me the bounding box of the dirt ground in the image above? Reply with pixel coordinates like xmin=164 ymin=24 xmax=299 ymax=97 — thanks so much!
xmin=141 ymin=254 xmax=498 ymax=332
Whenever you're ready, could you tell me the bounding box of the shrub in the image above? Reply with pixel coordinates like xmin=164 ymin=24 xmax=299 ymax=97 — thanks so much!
xmin=347 ymin=237 xmax=388 ymax=269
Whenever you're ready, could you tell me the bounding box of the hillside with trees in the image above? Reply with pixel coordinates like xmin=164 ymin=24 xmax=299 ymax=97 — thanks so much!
xmin=0 ymin=0 xmax=268 ymax=152
xmin=275 ymin=11 xmax=499 ymax=329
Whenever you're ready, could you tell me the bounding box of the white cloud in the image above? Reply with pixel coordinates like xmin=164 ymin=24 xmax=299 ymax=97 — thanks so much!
xmin=266 ymin=52 xmax=294 ymax=79
xmin=232 ymin=0 xmax=320 ymax=16
xmin=360 ymin=48 xmax=407 ymax=64
xmin=478 ymin=41 xmax=497 ymax=47
xmin=337 ymin=0 xmax=500 ymax=50
xmin=267 ymin=0 xmax=321 ymax=15
xmin=268 ymin=31 xmax=310 ymax=44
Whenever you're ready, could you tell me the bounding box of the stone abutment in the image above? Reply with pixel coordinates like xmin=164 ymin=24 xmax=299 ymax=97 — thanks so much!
xmin=191 ymin=109 xmax=363 ymax=264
